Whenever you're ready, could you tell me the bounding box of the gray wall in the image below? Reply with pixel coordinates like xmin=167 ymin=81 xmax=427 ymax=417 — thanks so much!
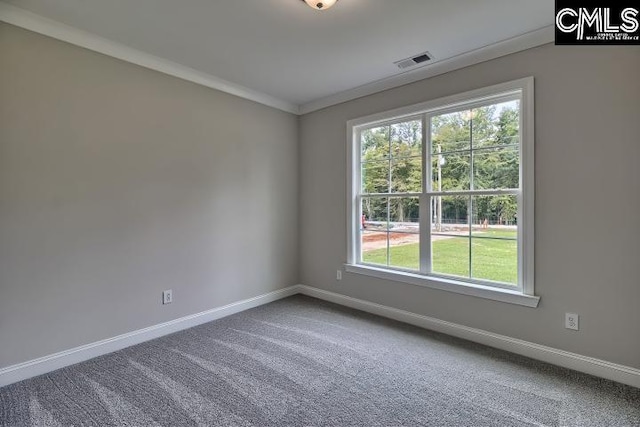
xmin=300 ymin=44 xmax=640 ymax=368
xmin=0 ymin=23 xmax=299 ymax=368
xmin=2 ymin=20 xmax=639 ymax=373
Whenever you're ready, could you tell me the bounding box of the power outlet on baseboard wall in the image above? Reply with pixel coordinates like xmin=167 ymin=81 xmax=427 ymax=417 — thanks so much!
xmin=1 ymin=286 xmax=637 ymax=390
xmin=162 ymin=289 xmax=173 ymax=305
xmin=336 ymin=269 xmax=342 ymax=281
xmin=565 ymin=313 xmax=579 ymax=330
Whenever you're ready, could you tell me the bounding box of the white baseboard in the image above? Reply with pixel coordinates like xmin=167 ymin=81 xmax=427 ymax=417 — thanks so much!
xmin=0 ymin=286 xmax=299 ymax=387
xmin=297 ymin=285 xmax=640 ymax=389
xmin=3 ymin=284 xmax=638 ymax=390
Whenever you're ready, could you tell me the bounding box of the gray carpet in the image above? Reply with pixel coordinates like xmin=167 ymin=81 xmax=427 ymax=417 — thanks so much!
xmin=1 ymin=295 xmax=639 ymax=426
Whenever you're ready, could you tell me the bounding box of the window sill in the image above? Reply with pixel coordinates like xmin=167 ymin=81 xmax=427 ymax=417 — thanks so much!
xmin=344 ymin=264 xmax=540 ymax=308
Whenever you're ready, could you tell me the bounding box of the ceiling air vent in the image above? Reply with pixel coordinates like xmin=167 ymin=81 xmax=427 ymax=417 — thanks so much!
xmin=394 ymin=51 xmax=433 ymax=70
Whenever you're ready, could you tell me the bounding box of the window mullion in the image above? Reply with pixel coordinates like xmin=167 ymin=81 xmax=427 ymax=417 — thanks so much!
xmin=468 ymin=112 xmax=473 ymax=279
xmin=425 ymin=189 xmax=519 ymax=196
xmin=387 ymin=124 xmax=391 ymax=267
xmin=421 ymin=113 xmax=431 ymax=274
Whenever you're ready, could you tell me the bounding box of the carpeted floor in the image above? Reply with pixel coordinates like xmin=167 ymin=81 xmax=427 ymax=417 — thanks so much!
xmin=1 ymin=295 xmax=639 ymax=426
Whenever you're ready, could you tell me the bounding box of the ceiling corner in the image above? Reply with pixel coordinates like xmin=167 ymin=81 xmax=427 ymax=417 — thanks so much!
xmin=299 ymin=25 xmax=554 ymax=115
xmin=0 ymin=2 xmax=300 ymax=115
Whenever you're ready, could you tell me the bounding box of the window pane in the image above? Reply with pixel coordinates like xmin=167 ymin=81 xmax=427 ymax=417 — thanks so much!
xmin=432 ymin=151 xmax=470 ymax=192
xmin=431 ymin=195 xmax=469 ymax=232
xmin=391 ymin=120 xmax=422 ymax=159
xmin=471 ymin=238 xmax=517 ymax=285
xmin=472 ymin=147 xmax=519 ymax=190
xmin=470 ymin=194 xmax=518 ymax=284
xmin=389 ymin=197 xmax=420 ymax=271
xmin=391 ymin=157 xmax=421 ymax=193
xmin=389 ymin=197 xmax=420 ymax=229
xmin=470 ymin=105 xmax=495 ymax=147
xmin=362 ymin=160 xmax=389 ymax=194
xmin=471 ymin=195 xmax=518 ymax=235
xmin=355 ymin=87 xmax=527 ymax=290
xmin=471 ymin=100 xmax=520 ymax=149
xmin=432 ymin=236 xmax=470 ymax=279
xmin=431 ymin=195 xmax=470 ymax=278
xmin=361 ymin=231 xmax=388 ymax=266
xmin=431 ymin=110 xmax=471 ymax=153
xmin=361 ymin=125 xmax=389 ymax=161
xmin=361 ymin=197 xmax=388 ymax=231
xmin=389 ymin=236 xmax=419 ymax=271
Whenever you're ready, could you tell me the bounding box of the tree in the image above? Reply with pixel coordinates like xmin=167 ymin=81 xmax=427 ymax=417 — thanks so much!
xmin=431 ymin=104 xmax=519 ymax=225
xmin=361 ymin=121 xmax=422 ymax=224
xmin=361 ymin=104 xmax=520 ymax=226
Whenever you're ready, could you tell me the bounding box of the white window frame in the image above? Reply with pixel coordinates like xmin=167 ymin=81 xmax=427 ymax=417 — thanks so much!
xmin=346 ymin=77 xmax=539 ymax=308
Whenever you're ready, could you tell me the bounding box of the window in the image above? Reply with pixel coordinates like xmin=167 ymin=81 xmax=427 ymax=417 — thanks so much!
xmin=346 ymin=78 xmax=538 ymax=307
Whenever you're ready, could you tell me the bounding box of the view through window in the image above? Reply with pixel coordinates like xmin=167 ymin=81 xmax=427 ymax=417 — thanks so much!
xmin=351 ymin=81 xmax=533 ymax=293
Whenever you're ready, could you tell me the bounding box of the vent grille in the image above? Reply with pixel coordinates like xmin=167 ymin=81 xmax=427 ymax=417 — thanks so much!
xmin=394 ymin=51 xmax=433 ymax=70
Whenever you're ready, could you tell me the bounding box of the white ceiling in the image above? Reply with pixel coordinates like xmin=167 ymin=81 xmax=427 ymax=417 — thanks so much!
xmin=1 ymin=0 xmax=554 ymax=113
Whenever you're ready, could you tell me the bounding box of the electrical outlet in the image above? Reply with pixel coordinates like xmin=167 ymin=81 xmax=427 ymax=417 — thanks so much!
xmin=336 ymin=270 xmax=342 ymax=280
xmin=162 ymin=289 xmax=173 ymax=305
xmin=565 ymin=313 xmax=579 ymax=330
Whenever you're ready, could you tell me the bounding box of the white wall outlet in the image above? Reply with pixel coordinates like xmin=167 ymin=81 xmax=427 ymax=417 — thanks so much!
xmin=565 ymin=313 xmax=579 ymax=330
xmin=162 ymin=289 xmax=173 ymax=305
xmin=336 ymin=269 xmax=342 ymax=280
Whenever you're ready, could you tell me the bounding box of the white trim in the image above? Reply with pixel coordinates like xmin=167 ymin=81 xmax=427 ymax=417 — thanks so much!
xmin=347 ymin=78 xmax=536 ymax=298
xmin=346 ymin=78 xmax=532 ymax=129
xmin=0 ymin=286 xmax=299 ymax=387
xmin=344 ymin=264 xmax=540 ymax=308
xmin=521 ymin=77 xmax=536 ymax=295
xmin=300 ymin=26 xmax=554 ymax=114
xmin=2 ymin=284 xmax=638 ymax=390
xmin=297 ymin=285 xmax=640 ymax=389
xmin=346 ymin=126 xmax=358 ymax=265
xmin=0 ymin=3 xmax=553 ymax=116
xmin=0 ymin=3 xmax=299 ymax=115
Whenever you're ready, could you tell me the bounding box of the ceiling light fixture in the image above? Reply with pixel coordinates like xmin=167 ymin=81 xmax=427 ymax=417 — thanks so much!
xmin=302 ymin=0 xmax=338 ymax=11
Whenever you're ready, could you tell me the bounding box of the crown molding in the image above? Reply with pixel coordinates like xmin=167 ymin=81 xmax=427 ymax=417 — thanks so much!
xmin=1 ymin=2 xmax=554 ymax=117
xmin=0 ymin=2 xmax=300 ymax=114
xmin=299 ymin=25 xmax=554 ymax=115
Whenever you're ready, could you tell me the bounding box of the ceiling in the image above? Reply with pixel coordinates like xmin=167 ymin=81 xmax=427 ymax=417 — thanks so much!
xmin=0 ymin=0 xmax=554 ymax=113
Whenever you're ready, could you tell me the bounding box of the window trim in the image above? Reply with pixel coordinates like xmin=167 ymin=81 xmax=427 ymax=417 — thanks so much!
xmin=346 ymin=77 xmax=538 ymax=307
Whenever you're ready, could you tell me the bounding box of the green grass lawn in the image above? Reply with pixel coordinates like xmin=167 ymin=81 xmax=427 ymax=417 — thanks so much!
xmin=472 ymin=229 xmax=517 ymax=239
xmin=363 ymin=229 xmax=517 ymax=285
